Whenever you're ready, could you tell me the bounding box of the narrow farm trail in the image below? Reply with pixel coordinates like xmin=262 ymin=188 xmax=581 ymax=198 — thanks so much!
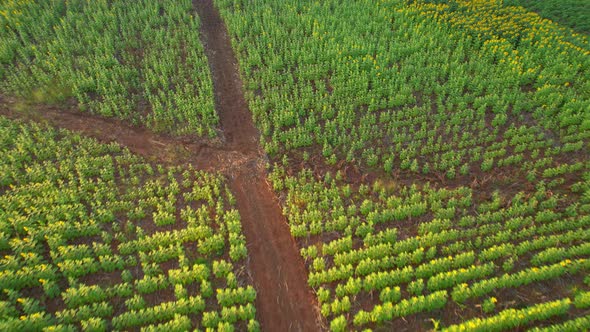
xmin=0 ymin=96 xmax=243 ymax=173
xmin=194 ymin=1 xmax=322 ymax=330
xmin=194 ymin=0 xmax=258 ymax=155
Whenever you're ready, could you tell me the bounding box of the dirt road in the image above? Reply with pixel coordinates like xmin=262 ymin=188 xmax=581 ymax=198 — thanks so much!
xmin=195 ymin=0 xmax=321 ymax=330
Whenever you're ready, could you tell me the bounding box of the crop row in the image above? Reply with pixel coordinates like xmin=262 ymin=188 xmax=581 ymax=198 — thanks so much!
xmin=272 ymin=161 xmax=590 ymax=330
xmin=216 ymin=0 xmax=589 ymax=178
xmin=0 ymin=117 xmax=259 ymax=331
xmin=0 ymin=0 xmax=217 ymax=136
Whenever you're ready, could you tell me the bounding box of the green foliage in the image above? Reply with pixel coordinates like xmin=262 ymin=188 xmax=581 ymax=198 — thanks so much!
xmin=216 ymin=0 xmax=590 ymax=177
xmin=444 ymin=298 xmax=571 ymax=331
xmin=0 ymin=0 xmax=217 ymax=136
xmin=482 ymin=297 xmax=497 ymax=314
xmin=504 ymin=0 xmax=590 ymax=33
xmin=0 ymin=118 xmax=258 ymax=330
xmin=274 ymin=163 xmax=590 ymax=328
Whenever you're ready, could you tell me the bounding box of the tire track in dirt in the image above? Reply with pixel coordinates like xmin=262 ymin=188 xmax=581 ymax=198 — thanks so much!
xmin=194 ymin=1 xmax=322 ymax=330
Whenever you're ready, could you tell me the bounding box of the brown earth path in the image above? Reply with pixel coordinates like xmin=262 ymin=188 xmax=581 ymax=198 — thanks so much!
xmin=0 ymin=96 xmax=243 ymax=172
xmin=0 ymin=1 xmax=322 ymax=331
xmin=194 ymin=0 xmax=259 ymax=155
xmin=194 ymin=0 xmax=322 ymax=330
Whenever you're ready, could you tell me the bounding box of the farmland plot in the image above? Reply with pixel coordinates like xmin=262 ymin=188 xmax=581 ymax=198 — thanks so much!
xmin=0 ymin=117 xmax=259 ymax=331
xmin=215 ymin=0 xmax=589 ymax=181
xmin=0 ymin=0 xmax=217 ymax=136
xmin=0 ymin=0 xmax=589 ymax=330
xmin=271 ymin=163 xmax=590 ymax=330
xmin=217 ymin=0 xmax=590 ymax=330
